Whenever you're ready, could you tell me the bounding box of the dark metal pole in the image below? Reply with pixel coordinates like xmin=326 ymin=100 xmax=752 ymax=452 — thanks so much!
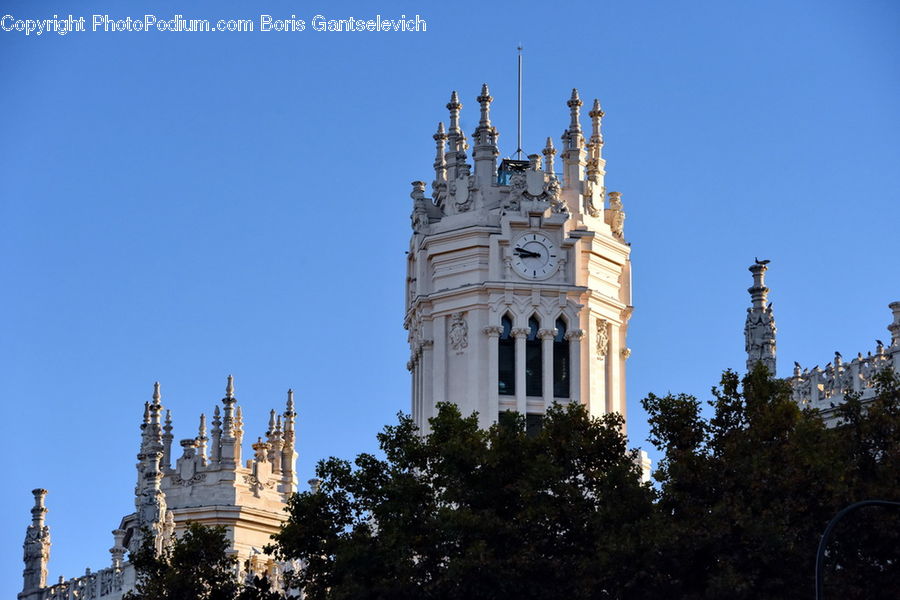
xmin=516 ymin=44 xmax=522 ymax=159
xmin=815 ymin=499 xmax=900 ymax=600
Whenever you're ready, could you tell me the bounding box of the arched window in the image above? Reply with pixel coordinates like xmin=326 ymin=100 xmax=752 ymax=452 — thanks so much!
xmin=498 ymin=315 xmax=515 ymax=396
xmin=525 ymin=316 xmax=542 ymax=397
xmin=553 ymin=317 xmax=570 ymax=398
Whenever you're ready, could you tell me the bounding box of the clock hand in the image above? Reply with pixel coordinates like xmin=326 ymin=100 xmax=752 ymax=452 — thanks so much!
xmin=514 ymin=248 xmax=542 ymax=258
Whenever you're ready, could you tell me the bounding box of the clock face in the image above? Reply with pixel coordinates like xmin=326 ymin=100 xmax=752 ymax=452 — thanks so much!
xmin=511 ymin=232 xmax=560 ymax=280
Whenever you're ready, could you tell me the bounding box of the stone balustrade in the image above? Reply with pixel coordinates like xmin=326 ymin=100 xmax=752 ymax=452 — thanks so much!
xmin=40 ymin=566 xmax=128 ymax=600
xmin=789 ymin=341 xmax=899 ymax=418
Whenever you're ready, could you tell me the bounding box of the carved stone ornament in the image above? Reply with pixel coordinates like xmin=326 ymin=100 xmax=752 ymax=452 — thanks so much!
xmin=538 ymin=328 xmax=557 ymax=341
xmin=243 ymin=473 xmax=275 ymax=497
xmin=449 ymin=312 xmax=469 ymax=352
xmin=483 ymin=325 xmax=503 ymax=337
xmin=172 ymin=472 xmax=207 ymax=487
xmin=596 ymin=319 xmax=609 ymax=359
xmin=511 ymin=327 xmax=530 ymax=339
xmin=564 ymin=328 xmax=585 ymax=341
xmin=621 ymin=347 xmax=632 ymax=360
xmin=584 ymin=178 xmax=602 ymax=218
xmin=608 ymin=191 xmax=625 ymax=238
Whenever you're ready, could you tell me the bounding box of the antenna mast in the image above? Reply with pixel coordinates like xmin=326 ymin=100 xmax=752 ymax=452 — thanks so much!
xmin=516 ymin=44 xmax=523 ymax=159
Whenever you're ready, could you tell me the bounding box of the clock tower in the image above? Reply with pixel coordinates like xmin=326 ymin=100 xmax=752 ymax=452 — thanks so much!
xmin=405 ymin=86 xmax=632 ymax=432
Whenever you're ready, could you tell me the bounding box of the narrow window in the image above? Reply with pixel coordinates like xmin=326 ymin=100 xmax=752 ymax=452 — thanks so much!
xmin=553 ymin=318 xmax=570 ymax=398
xmin=526 ymin=413 xmax=544 ymax=438
xmin=498 ymin=316 xmax=515 ymax=396
xmin=525 ymin=316 xmax=542 ymax=397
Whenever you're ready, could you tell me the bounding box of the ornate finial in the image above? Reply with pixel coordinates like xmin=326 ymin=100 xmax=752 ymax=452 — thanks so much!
xmin=286 ymin=389 xmax=295 ymax=413
xmin=567 ymin=88 xmax=583 ymax=132
xmin=589 ymin=99 xmax=604 ymax=149
xmin=433 ymin=122 xmax=448 ymax=187
xmin=198 ymin=413 xmax=207 ymax=437
xmin=276 ymin=414 xmax=283 ymax=433
xmin=542 ymin=137 xmax=557 ymax=174
xmin=477 ymin=83 xmax=493 ymax=126
xmin=142 ymin=402 xmax=150 ymax=425
xmin=152 ymin=382 xmax=161 ymax=405
xmin=164 ymin=410 xmax=172 ymax=427
xmin=268 ymin=409 xmax=277 ymax=436
xmin=447 ymin=90 xmax=461 ymax=111
xmin=225 ymin=375 xmax=234 ymax=399
xmin=213 ymin=405 xmax=221 ymax=420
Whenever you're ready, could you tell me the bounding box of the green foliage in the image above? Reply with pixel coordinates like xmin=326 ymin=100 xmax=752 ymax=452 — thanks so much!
xmin=271 ymin=402 xmax=654 ymax=600
xmin=132 ymin=367 xmax=899 ymax=600
xmin=126 ymin=523 xmax=240 ymax=600
xmin=126 ymin=522 xmax=288 ymax=600
xmin=641 ymin=364 xmax=900 ymax=600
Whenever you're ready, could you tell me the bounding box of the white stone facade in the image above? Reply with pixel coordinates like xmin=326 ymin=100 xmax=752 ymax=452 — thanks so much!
xmin=18 ymin=377 xmax=298 ymax=600
xmin=406 ymin=86 xmax=633 ymax=432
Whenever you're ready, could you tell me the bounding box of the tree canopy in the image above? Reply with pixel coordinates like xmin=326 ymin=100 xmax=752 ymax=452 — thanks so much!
xmin=132 ymin=366 xmax=900 ymax=600
xmin=640 ymin=365 xmax=900 ymax=599
xmin=270 ymin=402 xmax=654 ymax=600
xmin=126 ymin=522 xmax=288 ymax=600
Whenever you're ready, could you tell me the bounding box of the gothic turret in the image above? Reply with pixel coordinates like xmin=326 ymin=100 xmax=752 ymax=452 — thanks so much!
xmin=19 ymin=489 xmax=51 ymax=600
xmin=405 ymin=85 xmax=633 ymax=432
xmin=745 ymin=260 xmax=777 ymax=374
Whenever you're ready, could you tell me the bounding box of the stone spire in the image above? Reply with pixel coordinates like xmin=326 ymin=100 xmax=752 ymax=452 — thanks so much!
xmin=20 ymin=489 xmax=51 ymax=598
xmin=561 ymin=89 xmax=586 ymax=189
xmin=542 ymin=137 xmax=556 ymax=175
xmin=197 ymin=413 xmax=208 ymax=463
xmin=162 ymin=410 xmax=174 ymax=470
xmin=281 ymin=389 xmax=298 ymax=489
xmin=744 ymin=261 xmax=777 ymax=374
xmin=137 ymin=382 xmax=165 ymax=493
xmin=584 ymin=99 xmax=608 ymax=220
xmin=210 ymin=405 xmax=222 ymax=463
xmin=133 ymin=383 xmax=169 ymax=554
xmin=267 ymin=409 xmax=284 ymax=475
xmin=446 ymin=91 xmax=468 ymax=180
xmin=472 ymin=83 xmax=499 ymax=185
xmin=432 ymin=122 xmax=447 ymax=194
xmin=220 ymin=375 xmax=238 ymax=468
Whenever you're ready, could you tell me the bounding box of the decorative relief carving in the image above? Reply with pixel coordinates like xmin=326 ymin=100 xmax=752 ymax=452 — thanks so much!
xmin=596 ymin=319 xmax=609 ymax=359
xmin=608 ymin=191 xmax=625 ymax=238
xmin=172 ymin=472 xmax=207 ymax=487
xmin=243 ymin=474 xmax=275 ymax=497
xmin=449 ymin=312 xmax=468 ymax=352
xmin=483 ymin=325 xmax=503 ymax=338
xmin=621 ymin=347 xmax=632 ymax=359
xmin=538 ymin=328 xmax=557 ymax=341
xmin=584 ymin=179 xmax=602 ymax=218
xmin=511 ymin=327 xmax=529 ymax=339
xmin=564 ymin=328 xmax=584 ymax=341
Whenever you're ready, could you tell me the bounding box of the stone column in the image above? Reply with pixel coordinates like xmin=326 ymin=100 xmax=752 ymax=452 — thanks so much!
xmin=539 ymin=328 xmax=556 ymax=405
xmin=421 ymin=339 xmax=435 ymax=427
xmin=566 ymin=329 xmax=584 ymax=405
xmin=484 ymin=326 xmax=502 ymax=424
xmin=607 ymin=324 xmax=621 ymax=415
xmin=512 ymin=327 xmax=529 ymax=415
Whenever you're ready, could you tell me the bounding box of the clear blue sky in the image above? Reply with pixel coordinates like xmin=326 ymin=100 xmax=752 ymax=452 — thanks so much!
xmin=2 ymin=0 xmax=898 ymax=594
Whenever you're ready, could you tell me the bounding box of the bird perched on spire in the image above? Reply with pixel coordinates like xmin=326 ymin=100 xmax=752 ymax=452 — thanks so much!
xmin=754 ymin=257 xmax=770 ymax=265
